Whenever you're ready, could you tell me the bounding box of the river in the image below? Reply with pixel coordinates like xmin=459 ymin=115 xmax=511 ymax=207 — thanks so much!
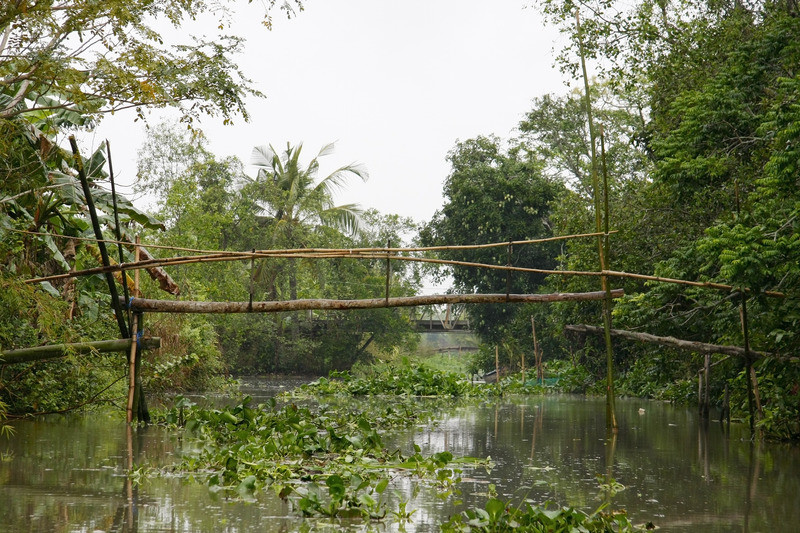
xmin=1 ymin=379 xmax=798 ymax=532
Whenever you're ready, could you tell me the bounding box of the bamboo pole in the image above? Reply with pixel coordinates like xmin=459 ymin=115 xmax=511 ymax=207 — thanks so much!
xmin=107 ymin=139 xmax=131 ymax=331
xmin=599 ymin=125 xmax=617 ymax=431
xmin=385 ymin=239 xmax=391 ymax=304
xmin=495 ymin=345 xmax=500 ymax=381
xmin=698 ymin=372 xmax=703 ymax=416
xmin=126 ymin=314 xmax=139 ymax=425
xmin=126 ymin=237 xmax=141 ymax=425
xmin=12 ymin=227 xmax=612 ymax=257
xmin=576 ymin=10 xmax=616 ymax=431
xmin=69 ymin=136 xmax=128 ymax=339
xmin=0 ymin=338 xmax=161 ymax=365
xmin=123 ymin=289 xmax=624 ymax=314
xmin=565 ymin=324 xmax=783 ymax=360
xmin=531 ymin=316 xmax=543 ymax=384
xmin=10 ymin=227 xmax=789 ymax=300
xmin=740 ymin=296 xmax=763 ymax=434
xmin=26 ymin=255 xmax=789 ymax=300
xmin=702 ymin=353 xmax=710 ymax=420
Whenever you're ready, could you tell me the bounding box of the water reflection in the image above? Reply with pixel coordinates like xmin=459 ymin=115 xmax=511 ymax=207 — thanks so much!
xmin=2 ymin=391 xmax=800 ymax=532
xmin=406 ymin=396 xmax=800 ymax=532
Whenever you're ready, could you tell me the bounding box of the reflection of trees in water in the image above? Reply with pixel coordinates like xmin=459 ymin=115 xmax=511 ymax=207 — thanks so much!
xmin=408 ymin=397 xmax=800 ymax=531
xmin=5 ymin=397 xmax=800 ymax=531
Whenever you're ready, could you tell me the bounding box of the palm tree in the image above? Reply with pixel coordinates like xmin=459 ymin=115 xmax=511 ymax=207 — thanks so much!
xmin=248 ymin=142 xmax=368 ymax=370
xmin=250 ymin=142 xmax=368 ymax=238
xmin=248 ymin=142 xmax=368 ymax=297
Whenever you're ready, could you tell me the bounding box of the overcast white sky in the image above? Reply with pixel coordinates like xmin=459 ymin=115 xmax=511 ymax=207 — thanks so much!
xmin=91 ymin=0 xmax=568 ymax=225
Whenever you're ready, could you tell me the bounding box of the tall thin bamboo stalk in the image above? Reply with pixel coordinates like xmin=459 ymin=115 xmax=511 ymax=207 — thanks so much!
xmin=576 ymin=10 xmax=617 ymax=431
xmin=70 ymin=136 xmax=128 ymax=339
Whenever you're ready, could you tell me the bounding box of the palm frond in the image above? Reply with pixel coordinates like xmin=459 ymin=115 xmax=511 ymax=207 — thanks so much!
xmin=250 ymin=144 xmax=278 ymax=169
xmin=315 ymin=163 xmax=369 ymax=197
xmin=319 ymin=203 xmax=364 ymax=236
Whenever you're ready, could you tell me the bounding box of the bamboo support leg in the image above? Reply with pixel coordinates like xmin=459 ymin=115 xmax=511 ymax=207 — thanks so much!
xmin=126 ymin=314 xmax=138 ymax=425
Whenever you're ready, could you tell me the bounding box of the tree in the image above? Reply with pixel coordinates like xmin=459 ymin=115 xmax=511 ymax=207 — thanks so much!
xmin=534 ymin=0 xmax=800 ymax=436
xmin=420 ymin=135 xmax=565 ymax=344
xmin=0 ymin=0 xmax=302 ymax=124
xmin=519 ymin=84 xmax=650 ymax=198
xmin=247 ymin=142 xmax=369 ymax=300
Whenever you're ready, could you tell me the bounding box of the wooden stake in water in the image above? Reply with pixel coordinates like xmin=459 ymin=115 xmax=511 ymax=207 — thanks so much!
xmin=531 ymin=316 xmax=543 ymax=384
xmin=495 ymin=345 xmax=500 ymax=381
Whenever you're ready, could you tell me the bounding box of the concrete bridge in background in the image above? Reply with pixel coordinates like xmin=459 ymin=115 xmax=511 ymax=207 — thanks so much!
xmin=411 ymin=317 xmax=471 ymax=332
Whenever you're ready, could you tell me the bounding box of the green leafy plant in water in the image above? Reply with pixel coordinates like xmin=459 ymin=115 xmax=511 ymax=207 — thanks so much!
xmin=152 ymin=395 xmax=488 ymax=521
xmin=596 ymin=474 xmax=626 ymax=499
xmin=294 ymin=361 xmax=478 ymax=398
xmin=441 ymin=498 xmax=645 ymax=532
xmin=0 ymin=398 xmax=14 ymax=438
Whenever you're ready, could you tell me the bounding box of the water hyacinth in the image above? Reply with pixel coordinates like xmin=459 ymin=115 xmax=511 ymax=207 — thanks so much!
xmin=156 ymin=394 xmax=487 ymax=521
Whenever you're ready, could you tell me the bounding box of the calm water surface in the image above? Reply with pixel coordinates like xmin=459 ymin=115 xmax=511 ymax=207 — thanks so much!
xmin=1 ymin=380 xmax=798 ymax=532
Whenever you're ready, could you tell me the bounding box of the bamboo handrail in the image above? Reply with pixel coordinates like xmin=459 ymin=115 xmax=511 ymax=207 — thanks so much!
xmin=123 ymin=290 xmax=625 ymax=314
xmin=0 ymin=337 xmax=161 ymax=365
xmin=565 ymin=324 xmax=794 ymax=361
xmin=25 ymin=250 xmax=790 ymax=299
xmin=8 ymin=228 xmax=613 ymax=256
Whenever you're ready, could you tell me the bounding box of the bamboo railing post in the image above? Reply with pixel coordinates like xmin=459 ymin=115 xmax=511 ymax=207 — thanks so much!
xmin=740 ymin=295 xmax=763 ymax=435
xmin=531 ymin=316 xmax=542 ymax=384
xmin=698 ymin=371 xmax=704 ymax=416
xmin=576 ymin=10 xmax=617 ymax=431
xmin=133 ymin=312 xmax=149 ymax=424
xmin=723 ymin=384 xmax=731 ymax=430
xmin=598 ymin=125 xmax=617 ymax=431
xmin=134 ymin=236 xmax=150 ymax=424
xmin=703 ymin=353 xmax=711 ymax=421
xmin=249 ymin=249 xmax=255 ymax=312
xmin=385 ymin=239 xmax=391 ymax=304
xmin=495 ymin=345 xmax=500 ymax=381
xmin=126 ymin=313 xmax=138 ymax=425
xmin=506 ymin=242 xmax=512 ymax=301
xmin=126 ymin=237 xmax=141 ymax=425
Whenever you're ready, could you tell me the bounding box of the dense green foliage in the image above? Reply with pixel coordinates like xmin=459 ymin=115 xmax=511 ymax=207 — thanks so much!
xmin=0 ymin=1 xmax=301 ymax=414
xmin=414 ymin=1 xmax=800 ymax=440
xmin=135 ymin=126 xmax=421 ymax=374
xmin=0 ymin=274 xmax=124 ymax=414
xmin=420 ymin=136 xmax=566 ymax=344
xmin=3 ymin=0 xmax=800 ymax=444
xmin=0 ymin=0 xmax=302 ymax=124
